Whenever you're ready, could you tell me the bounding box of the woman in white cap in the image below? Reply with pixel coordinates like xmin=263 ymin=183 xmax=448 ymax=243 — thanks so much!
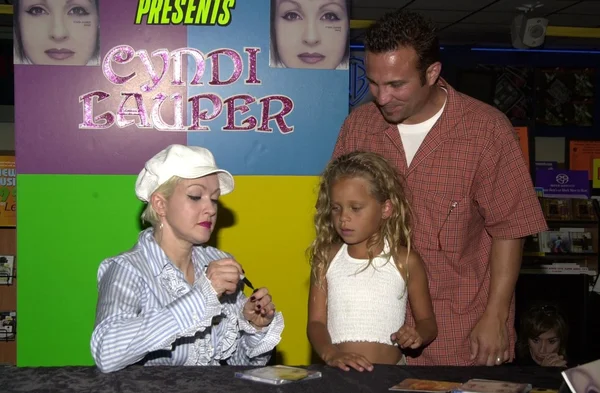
xmin=90 ymin=144 xmax=284 ymax=373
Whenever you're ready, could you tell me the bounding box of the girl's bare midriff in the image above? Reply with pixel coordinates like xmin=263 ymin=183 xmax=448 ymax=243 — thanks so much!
xmin=336 ymin=341 xmax=403 ymax=365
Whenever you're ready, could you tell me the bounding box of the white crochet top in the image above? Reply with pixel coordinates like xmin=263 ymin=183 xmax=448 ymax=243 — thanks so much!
xmin=326 ymin=243 xmax=407 ymax=345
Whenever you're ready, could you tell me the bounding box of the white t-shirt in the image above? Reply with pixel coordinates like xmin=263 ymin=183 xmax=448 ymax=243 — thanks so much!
xmin=398 ymin=95 xmax=447 ymax=166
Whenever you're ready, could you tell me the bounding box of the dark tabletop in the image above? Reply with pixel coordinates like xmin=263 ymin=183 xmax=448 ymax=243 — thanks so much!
xmin=0 ymin=364 xmax=564 ymax=393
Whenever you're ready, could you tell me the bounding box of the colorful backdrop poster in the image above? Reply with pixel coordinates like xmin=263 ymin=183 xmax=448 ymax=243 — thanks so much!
xmin=13 ymin=0 xmax=349 ymax=367
xmin=0 ymin=155 xmax=15 ymax=227
xmin=14 ymin=0 xmax=349 ymax=176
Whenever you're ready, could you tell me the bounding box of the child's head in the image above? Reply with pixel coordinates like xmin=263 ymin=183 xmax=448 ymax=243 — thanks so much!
xmin=517 ymin=303 xmax=568 ymax=365
xmin=309 ymin=151 xmax=412 ymax=284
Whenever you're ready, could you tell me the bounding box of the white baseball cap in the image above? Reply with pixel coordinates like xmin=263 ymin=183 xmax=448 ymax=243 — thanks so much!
xmin=135 ymin=144 xmax=234 ymax=202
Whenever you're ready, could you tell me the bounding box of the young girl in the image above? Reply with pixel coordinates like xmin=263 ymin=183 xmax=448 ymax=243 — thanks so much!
xmin=307 ymin=151 xmax=437 ymax=371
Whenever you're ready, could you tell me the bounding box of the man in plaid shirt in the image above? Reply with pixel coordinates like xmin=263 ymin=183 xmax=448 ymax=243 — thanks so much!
xmin=332 ymin=10 xmax=547 ymax=366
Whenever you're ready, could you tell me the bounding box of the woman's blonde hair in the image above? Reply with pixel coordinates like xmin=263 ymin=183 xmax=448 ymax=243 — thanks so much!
xmin=140 ymin=176 xmax=181 ymax=227
xmin=308 ymin=151 xmax=413 ymax=287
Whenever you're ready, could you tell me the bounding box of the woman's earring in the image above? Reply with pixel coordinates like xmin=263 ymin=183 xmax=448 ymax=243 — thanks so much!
xmin=156 ymin=222 xmax=164 ymax=244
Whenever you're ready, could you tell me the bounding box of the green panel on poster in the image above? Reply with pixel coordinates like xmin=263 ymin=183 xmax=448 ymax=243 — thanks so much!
xmin=17 ymin=175 xmax=142 ymax=366
xmin=17 ymin=174 xmax=319 ymax=367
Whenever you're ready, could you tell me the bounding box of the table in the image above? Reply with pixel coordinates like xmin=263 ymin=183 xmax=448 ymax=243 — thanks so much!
xmin=0 ymin=364 xmax=564 ymax=392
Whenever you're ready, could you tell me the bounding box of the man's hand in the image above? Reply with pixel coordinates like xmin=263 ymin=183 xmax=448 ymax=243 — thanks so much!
xmin=469 ymin=313 xmax=510 ymax=366
xmin=391 ymin=325 xmax=423 ymax=349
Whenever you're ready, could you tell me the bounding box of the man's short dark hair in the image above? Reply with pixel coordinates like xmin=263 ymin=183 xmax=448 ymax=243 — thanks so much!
xmin=364 ymin=10 xmax=440 ymax=84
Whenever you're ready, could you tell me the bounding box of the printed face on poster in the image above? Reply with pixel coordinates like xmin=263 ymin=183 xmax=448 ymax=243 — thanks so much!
xmin=269 ymin=0 xmax=350 ymax=70
xmin=13 ymin=0 xmax=101 ymax=66
xmin=14 ymin=0 xmax=350 ymax=176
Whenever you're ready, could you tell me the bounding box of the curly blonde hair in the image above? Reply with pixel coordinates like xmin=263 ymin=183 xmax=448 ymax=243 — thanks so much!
xmin=308 ymin=151 xmax=413 ymax=287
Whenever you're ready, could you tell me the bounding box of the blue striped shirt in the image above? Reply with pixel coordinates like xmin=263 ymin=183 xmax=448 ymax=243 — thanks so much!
xmin=90 ymin=228 xmax=284 ymax=373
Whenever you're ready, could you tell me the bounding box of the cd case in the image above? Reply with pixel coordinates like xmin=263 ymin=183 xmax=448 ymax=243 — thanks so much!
xmin=234 ymin=365 xmax=322 ymax=385
xmin=389 ymin=378 xmax=462 ymax=392
xmin=452 ymin=379 xmax=532 ymax=393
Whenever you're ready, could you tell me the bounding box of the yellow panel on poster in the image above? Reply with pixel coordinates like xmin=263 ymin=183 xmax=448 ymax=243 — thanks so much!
xmin=0 ymin=156 xmax=16 ymax=227
xmin=593 ymin=159 xmax=600 ymax=189
xmin=217 ymin=176 xmax=319 ymax=365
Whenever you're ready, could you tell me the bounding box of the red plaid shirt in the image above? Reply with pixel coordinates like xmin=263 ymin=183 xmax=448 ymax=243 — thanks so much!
xmin=332 ymin=78 xmax=548 ymax=366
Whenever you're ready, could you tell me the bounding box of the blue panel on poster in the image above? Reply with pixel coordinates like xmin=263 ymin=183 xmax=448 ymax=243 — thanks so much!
xmin=187 ymin=0 xmax=349 ymax=176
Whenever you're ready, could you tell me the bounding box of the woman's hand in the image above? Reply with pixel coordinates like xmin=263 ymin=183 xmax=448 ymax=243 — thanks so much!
xmin=540 ymin=353 xmax=567 ymax=367
xmin=205 ymin=258 xmax=243 ymax=297
xmin=243 ymin=287 xmax=276 ymax=328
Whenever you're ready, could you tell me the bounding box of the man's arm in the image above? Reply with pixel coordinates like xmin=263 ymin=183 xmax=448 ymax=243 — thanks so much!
xmin=487 ymin=238 xmax=524 ymax=321
xmin=470 ymin=238 xmax=524 ymax=366
xmin=470 ymin=115 xmax=547 ymax=366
